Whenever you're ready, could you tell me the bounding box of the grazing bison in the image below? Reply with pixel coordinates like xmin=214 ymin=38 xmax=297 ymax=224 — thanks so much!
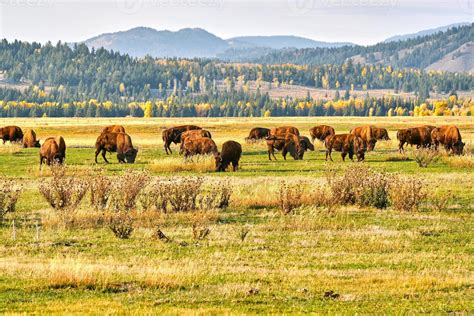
xmin=0 ymin=126 xmax=23 ymax=144
xmin=39 ymin=136 xmax=66 ymax=167
xmin=350 ymin=126 xmax=377 ymax=151
xmin=23 ymin=129 xmax=40 ymax=148
xmin=245 ymin=127 xmax=270 ymax=143
xmin=162 ymin=125 xmax=202 ymax=155
xmin=270 ymin=126 xmax=300 ymax=136
xmin=182 ymin=137 xmax=218 ymax=158
xmin=265 ymin=132 xmax=302 ymax=161
xmin=397 ymin=126 xmax=434 ymax=153
xmin=101 ymin=125 xmax=125 ymax=134
xmin=95 ymin=132 xmax=138 ymax=163
xmin=298 ymin=136 xmax=315 ymax=159
xmin=215 ymin=140 xmax=242 ymax=172
xmin=431 ymin=126 xmax=464 ymax=155
xmin=372 ymin=127 xmax=391 ymax=141
xmin=325 ymin=134 xmax=366 ymax=162
xmin=179 ymin=129 xmax=213 ymax=154
xmin=309 ymin=125 xmax=335 ymax=143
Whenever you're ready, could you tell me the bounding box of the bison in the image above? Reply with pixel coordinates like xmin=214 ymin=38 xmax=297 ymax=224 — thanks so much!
xmin=270 ymin=126 xmax=300 ymax=136
xmin=101 ymin=125 xmax=125 ymax=134
xmin=23 ymin=129 xmax=40 ymax=148
xmin=298 ymin=136 xmax=315 ymax=159
xmin=372 ymin=127 xmax=391 ymax=141
xmin=179 ymin=129 xmax=213 ymax=154
xmin=1 ymin=126 xmax=23 ymax=144
xmin=431 ymin=126 xmax=464 ymax=155
xmin=325 ymin=134 xmax=366 ymax=162
xmin=309 ymin=125 xmax=335 ymax=143
xmin=39 ymin=136 xmax=66 ymax=167
xmin=95 ymin=132 xmax=138 ymax=163
xmin=182 ymin=137 xmax=218 ymax=158
xmin=245 ymin=127 xmax=270 ymax=143
xmin=265 ymin=132 xmax=302 ymax=161
xmin=397 ymin=126 xmax=434 ymax=153
xmin=350 ymin=126 xmax=377 ymax=151
xmin=162 ymin=125 xmax=202 ymax=155
xmin=215 ymin=140 xmax=242 ymax=172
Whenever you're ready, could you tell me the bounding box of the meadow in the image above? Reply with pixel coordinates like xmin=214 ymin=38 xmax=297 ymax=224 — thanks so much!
xmin=0 ymin=116 xmax=473 ymax=314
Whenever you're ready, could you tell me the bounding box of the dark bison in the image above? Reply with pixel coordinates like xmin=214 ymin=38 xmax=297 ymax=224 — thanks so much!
xmin=265 ymin=132 xmax=302 ymax=161
xmin=397 ymin=125 xmax=435 ymax=153
xmin=23 ymin=129 xmax=40 ymax=148
xmin=39 ymin=136 xmax=66 ymax=167
xmin=431 ymin=126 xmax=464 ymax=155
xmin=95 ymin=132 xmax=138 ymax=163
xmin=270 ymin=126 xmax=300 ymax=136
xmin=182 ymin=137 xmax=218 ymax=158
xmin=350 ymin=126 xmax=377 ymax=151
xmin=309 ymin=125 xmax=335 ymax=143
xmin=298 ymin=136 xmax=315 ymax=159
xmin=179 ymin=129 xmax=213 ymax=154
xmin=325 ymin=134 xmax=366 ymax=162
xmin=162 ymin=125 xmax=202 ymax=155
xmin=101 ymin=125 xmax=125 ymax=134
xmin=245 ymin=127 xmax=270 ymax=143
xmin=372 ymin=127 xmax=391 ymax=141
xmin=1 ymin=126 xmax=23 ymax=144
xmin=215 ymin=140 xmax=242 ymax=172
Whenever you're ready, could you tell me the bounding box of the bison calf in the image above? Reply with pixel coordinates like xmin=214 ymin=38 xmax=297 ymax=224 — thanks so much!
xmin=39 ymin=136 xmax=66 ymax=168
xmin=245 ymin=127 xmax=270 ymax=143
xmin=215 ymin=140 xmax=242 ymax=172
xmin=325 ymin=134 xmax=366 ymax=162
xmin=265 ymin=132 xmax=302 ymax=161
xmin=95 ymin=132 xmax=138 ymax=163
xmin=23 ymin=129 xmax=40 ymax=148
xmin=182 ymin=137 xmax=218 ymax=158
xmin=309 ymin=125 xmax=335 ymax=143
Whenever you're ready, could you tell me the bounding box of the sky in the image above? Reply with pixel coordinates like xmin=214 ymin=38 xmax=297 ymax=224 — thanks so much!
xmin=0 ymin=0 xmax=472 ymax=45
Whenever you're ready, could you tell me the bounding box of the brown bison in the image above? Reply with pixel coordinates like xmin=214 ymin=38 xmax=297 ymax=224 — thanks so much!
xmin=215 ymin=140 xmax=242 ymax=172
xmin=245 ymin=127 xmax=270 ymax=143
xmin=39 ymin=136 xmax=66 ymax=167
xmin=179 ymin=129 xmax=212 ymax=154
xmin=397 ymin=125 xmax=435 ymax=153
xmin=162 ymin=125 xmax=202 ymax=155
xmin=265 ymin=132 xmax=302 ymax=161
xmin=101 ymin=125 xmax=125 ymax=134
xmin=182 ymin=137 xmax=218 ymax=158
xmin=325 ymin=134 xmax=366 ymax=162
xmin=372 ymin=127 xmax=391 ymax=141
xmin=95 ymin=132 xmax=138 ymax=163
xmin=309 ymin=125 xmax=335 ymax=143
xmin=350 ymin=126 xmax=377 ymax=151
xmin=431 ymin=126 xmax=464 ymax=155
xmin=23 ymin=129 xmax=40 ymax=148
xmin=270 ymin=126 xmax=300 ymax=136
xmin=298 ymin=136 xmax=315 ymax=159
xmin=1 ymin=126 xmax=23 ymax=144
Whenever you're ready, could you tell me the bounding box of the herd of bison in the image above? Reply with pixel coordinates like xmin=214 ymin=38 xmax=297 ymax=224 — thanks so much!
xmin=0 ymin=123 xmax=466 ymax=171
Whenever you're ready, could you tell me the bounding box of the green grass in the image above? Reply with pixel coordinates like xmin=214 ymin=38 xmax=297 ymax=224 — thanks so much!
xmin=0 ymin=117 xmax=473 ymax=314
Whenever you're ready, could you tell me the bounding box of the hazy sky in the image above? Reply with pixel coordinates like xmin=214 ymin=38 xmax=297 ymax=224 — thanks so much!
xmin=0 ymin=0 xmax=472 ymax=45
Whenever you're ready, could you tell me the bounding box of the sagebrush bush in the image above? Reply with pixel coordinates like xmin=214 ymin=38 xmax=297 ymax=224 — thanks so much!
xmin=198 ymin=180 xmax=233 ymax=210
xmin=0 ymin=178 xmax=23 ymax=221
xmin=111 ymin=169 xmax=150 ymax=211
xmin=413 ymin=148 xmax=439 ymax=168
xmin=390 ymin=176 xmax=427 ymax=212
xmin=326 ymin=164 xmax=390 ymax=209
xmin=107 ymin=210 xmax=134 ymax=239
xmin=278 ymin=181 xmax=304 ymax=215
xmin=429 ymin=190 xmax=454 ymax=212
xmin=89 ymin=171 xmax=113 ymax=211
xmin=39 ymin=165 xmax=89 ymax=213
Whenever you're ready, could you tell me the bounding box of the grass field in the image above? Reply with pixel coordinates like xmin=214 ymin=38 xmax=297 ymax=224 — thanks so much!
xmin=0 ymin=116 xmax=473 ymax=314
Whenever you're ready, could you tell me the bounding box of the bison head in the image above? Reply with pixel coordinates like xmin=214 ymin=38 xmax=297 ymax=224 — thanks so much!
xmin=34 ymin=140 xmax=41 ymax=148
xmin=367 ymin=138 xmax=377 ymax=151
xmin=119 ymin=148 xmax=138 ymax=163
xmin=214 ymin=152 xmax=224 ymax=172
xmin=354 ymin=137 xmax=366 ymax=161
xmin=453 ymin=141 xmax=465 ymax=156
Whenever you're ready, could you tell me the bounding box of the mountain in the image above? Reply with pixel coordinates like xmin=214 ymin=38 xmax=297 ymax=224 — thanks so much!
xmin=228 ymin=35 xmax=352 ymax=49
xmin=384 ymin=22 xmax=470 ymax=43
xmin=83 ymin=27 xmax=229 ymax=58
xmin=81 ymin=27 xmax=353 ymax=58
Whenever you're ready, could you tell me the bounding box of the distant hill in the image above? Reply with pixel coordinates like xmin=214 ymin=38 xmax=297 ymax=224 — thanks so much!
xmin=384 ymin=22 xmax=470 ymax=43
xmin=81 ymin=27 xmax=353 ymax=58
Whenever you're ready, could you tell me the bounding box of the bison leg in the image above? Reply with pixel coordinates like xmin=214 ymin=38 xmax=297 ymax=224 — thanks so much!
xmin=326 ymin=149 xmax=334 ymax=162
xmin=399 ymin=141 xmax=405 ymax=153
xmin=164 ymin=141 xmax=172 ymax=155
xmin=348 ymin=152 xmax=354 ymax=161
xmin=341 ymin=152 xmax=347 ymax=161
xmin=101 ymin=149 xmax=110 ymax=163
xmin=232 ymin=161 xmax=238 ymax=171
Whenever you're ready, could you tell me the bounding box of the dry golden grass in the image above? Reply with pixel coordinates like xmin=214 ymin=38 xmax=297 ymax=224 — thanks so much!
xmin=444 ymin=155 xmax=474 ymax=168
xmin=149 ymin=155 xmax=216 ymax=173
xmin=0 ymin=142 xmax=22 ymax=154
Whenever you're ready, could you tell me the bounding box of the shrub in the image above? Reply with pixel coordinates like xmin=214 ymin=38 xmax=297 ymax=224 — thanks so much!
xmin=0 ymin=178 xmax=23 ymax=221
xmin=278 ymin=181 xmax=304 ymax=215
xmin=390 ymin=176 xmax=427 ymax=212
xmin=198 ymin=180 xmax=233 ymax=210
xmin=107 ymin=210 xmax=134 ymax=239
xmin=412 ymin=148 xmax=439 ymax=168
xmin=39 ymin=165 xmax=89 ymax=214
xmin=112 ymin=169 xmax=150 ymax=211
xmin=429 ymin=190 xmax=454 ymax=212
xmin=89 ymin=171 xmax=113 ymax=211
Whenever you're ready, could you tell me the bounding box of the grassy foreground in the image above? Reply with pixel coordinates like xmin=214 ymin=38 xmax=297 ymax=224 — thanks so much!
xmin=0 ymin=116 xmax=473 ymax=314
